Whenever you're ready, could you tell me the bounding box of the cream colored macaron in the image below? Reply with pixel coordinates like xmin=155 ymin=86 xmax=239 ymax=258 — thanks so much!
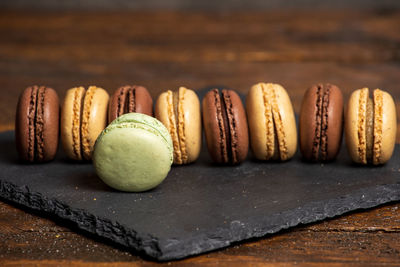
xmin=155 ymin=87 xmax=201 ymax=165
xmin=345 ymin=88 xmax=396 ymax=165
xmin=246 ymin=83 xmax=297 ymax=161
xmin=61 ymin=86 xmax=109 ymax=160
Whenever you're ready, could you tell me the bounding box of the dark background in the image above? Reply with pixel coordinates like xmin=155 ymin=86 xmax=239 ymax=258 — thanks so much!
xmin=1 ymin=0 xmax=400 ymax=10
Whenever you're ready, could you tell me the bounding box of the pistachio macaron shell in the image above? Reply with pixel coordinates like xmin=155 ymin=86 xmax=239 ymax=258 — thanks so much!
xmin=109 ymin=112 xmax=173 ymax=156
xmin=246 ymin=83 xmax=297 ymax=161
xmin=93 ymin=113 xmax=173 ymax=192
xmin=345 ymin=88 xmax=397 ymax=165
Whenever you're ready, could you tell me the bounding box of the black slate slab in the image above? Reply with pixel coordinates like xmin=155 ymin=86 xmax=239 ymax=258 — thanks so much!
xmin=0 ymin=129 xmax=400 ymax=261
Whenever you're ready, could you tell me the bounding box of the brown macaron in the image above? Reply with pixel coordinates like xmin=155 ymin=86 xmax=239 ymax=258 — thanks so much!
xmin=299 ymin=83 xmax=344 ymax=161
xmin=15 ymin=86 xmax=60 ymax=162
xmin=108 ymin=85 xmax=153 ymax=123
xmin=202 ymin=89 xmax=249 ymax=164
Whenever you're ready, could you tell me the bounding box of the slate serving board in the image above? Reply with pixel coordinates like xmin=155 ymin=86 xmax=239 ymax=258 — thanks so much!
xmin=1 ymin=129 xmax=400 ymax=261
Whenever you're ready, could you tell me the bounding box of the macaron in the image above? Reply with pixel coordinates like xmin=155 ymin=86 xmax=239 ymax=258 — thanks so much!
xmin=61 ymin=86 xmax=109 ymax=161
xmin=93 ymin=113 xmax=173 ymax=192
xmin=15 ymin=86 xmax=59 ymax=162
xmin=345 ymin=88 xmax=397 ymax=165
xmin=202 ymin=88 xmax=249 ymax=164
xmin=246 ymin=83 xmax=297 ymax=161
xmin=155 ymin=87 xmax=201 ymax=165
xmin=299 ymin=83 xmax=344 ymax=161
xmin=108 ymin=85 xmax=153 ymax=124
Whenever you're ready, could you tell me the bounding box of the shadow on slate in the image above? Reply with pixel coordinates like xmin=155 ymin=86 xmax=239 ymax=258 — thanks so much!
xmin=1 ymin=88 xmax=400 ymax=261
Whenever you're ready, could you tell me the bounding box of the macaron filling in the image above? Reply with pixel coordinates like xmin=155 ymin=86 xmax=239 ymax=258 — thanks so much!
xmin=358 ymin=88 xmax=385 ymax=164
xmin=117 ymin=86 xmax=137 ymax=116
xmin=126 ymin=86 xmax=136 ymax=113
xmin=221 ymin=89 xmax=235 ymax=163
xmin=71 ymin=87 xmax=85 ymax=160
xmin=311 ymin=84 xmax=331 ymax=161
xmin=81 ymin=86 xmax=97 ymax=160
xmin=372 ymin=89 xmax=383 ymax=164
xmin=116 ymin=87 xmax=127 ymax=117
xmin=213 ymin=89 xmax=229 ymax=163
xmin=260 ymin=84 xmax=275 ymax=160
xmin=165 ymin=90 xmax=183 ymax=164
xmin=365 ymin=96 xmax=374 ymax=163
xmin=28 ymin=86 xmax=39 ymax=161
xmin=176 ymin=87 xmax=188 ymax=164
xmin=262 ymin=84 xmax=289 ymax=161
xmin=35 ymin=86 xmax=46 ymax=161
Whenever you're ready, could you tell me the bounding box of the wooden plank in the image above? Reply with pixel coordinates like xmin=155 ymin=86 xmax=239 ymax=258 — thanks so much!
xmin=1 ymin=201 xmax=399 ymax=265
xmin=0 ymin=11 xmax=399 ymax=63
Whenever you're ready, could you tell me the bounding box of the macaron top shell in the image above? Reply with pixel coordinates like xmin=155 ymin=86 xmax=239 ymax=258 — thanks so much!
xmin=299 ymin=83 xmax=343 ymax=161
xmin=108 ymin=85 xmax=153 ymax=124
xmin=15 ymin=86 xmax=59 ymax=162
xmin=246 ymin=83 xmax=297 ymax=161
xmin=109 ymin=112 xmax=173 ymax=158
xmin=93 ymin=113 xmax=173 ymax=192
xmin=155 ymin=87 xmax=201 ymax=164
xmin=202 ymin=89 xmax=248 ymax=164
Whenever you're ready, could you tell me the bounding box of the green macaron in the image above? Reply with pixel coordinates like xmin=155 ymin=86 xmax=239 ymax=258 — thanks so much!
xmin=93 ymin=113 xmax=173 ymax=192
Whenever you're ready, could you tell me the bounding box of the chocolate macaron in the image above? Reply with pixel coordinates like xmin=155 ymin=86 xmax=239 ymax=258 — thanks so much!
xmin=202 ymin=89 xmax=249 ymax=164
xmin=299 ymin=83 xmax=344 ymax=161
xmin=155 ymin=87 xmax=201 ymax=165
xmin=246 ymin=83 xmax=297 ymax=161
xmin=108 ymin=85 xmax=153 ymax=124
xmin=15 ymin=86 xmax=60 ymax=162
xmin=345 ymin=88 xmax=396 ymax=165
xmin=61 ymin=86 xmax=109 ymax=161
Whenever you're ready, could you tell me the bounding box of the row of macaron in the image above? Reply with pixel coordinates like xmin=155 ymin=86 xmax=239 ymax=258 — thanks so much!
xmin=15 ymin=83 xmax=397 ymax=166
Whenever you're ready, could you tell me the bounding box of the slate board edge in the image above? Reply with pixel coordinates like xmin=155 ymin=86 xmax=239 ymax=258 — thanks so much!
xmin=1 ymin=179 xmax=399 ymax=261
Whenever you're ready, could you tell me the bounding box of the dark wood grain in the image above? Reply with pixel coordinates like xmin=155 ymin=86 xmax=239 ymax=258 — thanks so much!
xmin=0 ymin=9 xmax=399 ymax=266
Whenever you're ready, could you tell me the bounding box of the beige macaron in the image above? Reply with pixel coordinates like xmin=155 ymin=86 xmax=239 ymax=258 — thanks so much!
xmin=155 ymin=87 xmax=201 ymax=165
xmin=246 ymin=83 xmax=297 ymax=161
xmin=61 ymin=86 xmax=109 ymax=160
xmin=345 ymin=88 xmax=396 ymax=165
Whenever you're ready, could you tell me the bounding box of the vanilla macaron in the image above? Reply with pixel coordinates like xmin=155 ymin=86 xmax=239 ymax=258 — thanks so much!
xmin=155 ymin=87 xmax=201 ymax=165
xmin=246 ymin=83 xmax=297 ymax=161
xmin=61 ymin=86 xmax=109 ymax=160
xmin=345 ymin=88 xmax=396 ymax=165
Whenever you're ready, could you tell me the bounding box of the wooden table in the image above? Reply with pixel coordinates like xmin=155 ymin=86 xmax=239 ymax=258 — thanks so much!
xmin=0 ymin=9 xmax=399 ymax=266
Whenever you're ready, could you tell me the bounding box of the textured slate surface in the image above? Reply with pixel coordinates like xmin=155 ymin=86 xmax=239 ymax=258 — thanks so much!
xmin=0 ymin=130 xmax=400 ymax=261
